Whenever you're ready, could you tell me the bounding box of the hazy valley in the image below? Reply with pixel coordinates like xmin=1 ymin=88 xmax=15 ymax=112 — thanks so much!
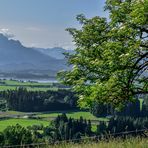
xmin=0 ymin=34 xmax=73 ymax=80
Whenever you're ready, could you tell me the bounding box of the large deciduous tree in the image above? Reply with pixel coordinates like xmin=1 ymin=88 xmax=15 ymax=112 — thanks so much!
xmin=58 ymin=0 xmax=148 ymax=109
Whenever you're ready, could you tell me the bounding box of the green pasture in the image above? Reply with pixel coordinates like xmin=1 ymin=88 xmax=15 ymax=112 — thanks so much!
xmin=0 ymin=111 xmax=101 ymax=132
xmin=0 ymin=118 xmax=49 ymax=131
xmin=0 ymin=110 xmax=108 ymax=121
xmin=0 ymin=79 xmax=59 ymax=91
xmin=0 ymin=85 xmax=58 ymax=91
xmin=37 ymin=111 xmax=109 ymax=121
xmin=0 ymin=79 xmax=51 ymax=86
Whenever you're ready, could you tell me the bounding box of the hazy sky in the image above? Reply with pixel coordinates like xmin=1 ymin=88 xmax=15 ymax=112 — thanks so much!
xmin=0 ymin=0 xmax=107 ymax=49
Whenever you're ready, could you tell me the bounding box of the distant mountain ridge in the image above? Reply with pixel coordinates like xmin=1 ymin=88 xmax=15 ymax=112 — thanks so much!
xmin=35 ymin=47 xmax=74 ymax=60
xmin=0 ymin=34 xmax=72 ymax=79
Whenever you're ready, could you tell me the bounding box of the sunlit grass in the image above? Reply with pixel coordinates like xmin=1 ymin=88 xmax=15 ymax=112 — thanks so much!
xmin=38 ymin=111 xmax=108 ymax=121
xmin=0 ymin=79 xmax=57 ymax=91
xmin=0 ymin=118 xmax=49 ymax=131
xmin=0 ymin=79 xmax=51 ymax=86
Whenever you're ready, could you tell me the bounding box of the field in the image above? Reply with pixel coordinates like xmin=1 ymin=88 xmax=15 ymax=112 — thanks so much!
xmin=0 ymin=110 xmax=108 ymax=132
xmin=0 ymin=79 xmax=107 ymax=132
xmin=0 ymin=79 xmax=58 ymax=91
xmin=0 ymin=118 xmax=49 ymax=131
xmin=0 ymin=80 xmax=51 ymax=86
xmin=37 ymin=111 xmax=108 ymax=121
xmin=0 ymin=110 xmax=108 ymax=121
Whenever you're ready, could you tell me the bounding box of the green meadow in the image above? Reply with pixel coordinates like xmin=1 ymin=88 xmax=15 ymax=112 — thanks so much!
xmin=37 ymin=111 xmax=108 ymax=121
xmin=0 ymin=118 xmax=49 ymax=132
xmin=0 ymin=110 xmax=108 ymax=132
xmin=0 ymin=79 xmax=58 ymax=91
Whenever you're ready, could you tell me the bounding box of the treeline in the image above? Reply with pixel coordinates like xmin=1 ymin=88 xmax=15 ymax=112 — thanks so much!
xmin=44 ymin=113 xmax=92 ymax=142
xmin=0 ymin=114 xmax=148 ymax=146
xmin=91 ymin=98 xmax=148 ymax=117
xmin=0 ymin=87 xmax=77 ymax=112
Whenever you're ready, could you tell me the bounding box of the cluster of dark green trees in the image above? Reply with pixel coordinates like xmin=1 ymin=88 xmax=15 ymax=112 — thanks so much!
xmin=0 ymin=114 xmax=148 ymax=146
xmin=0 ymin=100 xmax=7 ymax=111
xmin=44 ymin=113 xmax=92 ymax=143
xmin=91 ymin=98 xmax=148 ymax=117
xmin=0 ymin=87 xmax=77 ymax=112
xmin=97 ymin=116 xmax=148 ymax=137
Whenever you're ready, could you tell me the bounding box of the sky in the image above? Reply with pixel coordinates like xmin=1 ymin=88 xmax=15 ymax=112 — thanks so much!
xmin=0 ymin=0 xmax=107 ymax=49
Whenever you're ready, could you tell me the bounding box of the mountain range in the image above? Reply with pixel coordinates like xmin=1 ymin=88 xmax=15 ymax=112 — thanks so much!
xmin=0 ymin=34 xmax=72 ymax=79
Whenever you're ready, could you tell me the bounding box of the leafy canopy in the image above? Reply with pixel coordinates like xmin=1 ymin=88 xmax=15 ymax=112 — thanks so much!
xmin=58 ymin=0 xmax=148 ymax=109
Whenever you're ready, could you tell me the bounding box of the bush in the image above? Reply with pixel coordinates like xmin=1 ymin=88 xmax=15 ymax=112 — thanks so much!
xmin=3 ymin=124 xmax=34 ymax=146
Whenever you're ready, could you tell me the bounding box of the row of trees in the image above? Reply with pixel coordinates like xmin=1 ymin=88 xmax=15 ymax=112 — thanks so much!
xmin=97 ymin=116 xmax=148 ymax=136
xmin=0 ymin=87 xmax=147 ymax=116
xmin=91 ymin=98 xmax=148 ymax=117
xmin=0 ymin=87 xmax=77 ymax=112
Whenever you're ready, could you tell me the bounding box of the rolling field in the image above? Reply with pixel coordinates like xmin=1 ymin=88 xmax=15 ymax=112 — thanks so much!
xmin=37 ymin=111 xmax=108 ymax=121
xmin=0 ymin=79 xmax=107 ymax=133
xmin=0 ymin=118 xmax=49 ymax=131
xmin=0 ymin=110 xmax=108 ymax=121
xmin=0 ymin=79 xmax=59 ymax=91
xmin=0 ymin=117 xmax=97 ymax=132
xmin=0 ymin=110 xmax=108 ymax=132
xmin=0 ymin=80 xmax=51 ymax=86
xmin=0 ymin=85 xmax=58 ymax=91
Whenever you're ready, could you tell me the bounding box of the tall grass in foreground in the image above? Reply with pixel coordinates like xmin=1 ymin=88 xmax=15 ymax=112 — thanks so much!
xmin=47 ymin=137 xmax=148 ymax=148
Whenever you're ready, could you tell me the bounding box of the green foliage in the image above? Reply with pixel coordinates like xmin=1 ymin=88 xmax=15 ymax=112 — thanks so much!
xmin=0 ymin=100 xmax=7 ymax=111
xmin=58 ymin=0 xmax=148 ymax=109
xmin=90 ymin=102 xmax=109 ymax=117
xmin=2 ymin=124 xmax=34 ymax=146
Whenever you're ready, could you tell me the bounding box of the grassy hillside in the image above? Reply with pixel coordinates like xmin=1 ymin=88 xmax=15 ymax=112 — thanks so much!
xmin=48 ymin=137 xmax=148 ymax=148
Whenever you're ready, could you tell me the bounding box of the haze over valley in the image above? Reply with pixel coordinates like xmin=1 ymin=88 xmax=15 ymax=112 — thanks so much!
xmin=0 ymin=33 xmax=73 ymax=80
